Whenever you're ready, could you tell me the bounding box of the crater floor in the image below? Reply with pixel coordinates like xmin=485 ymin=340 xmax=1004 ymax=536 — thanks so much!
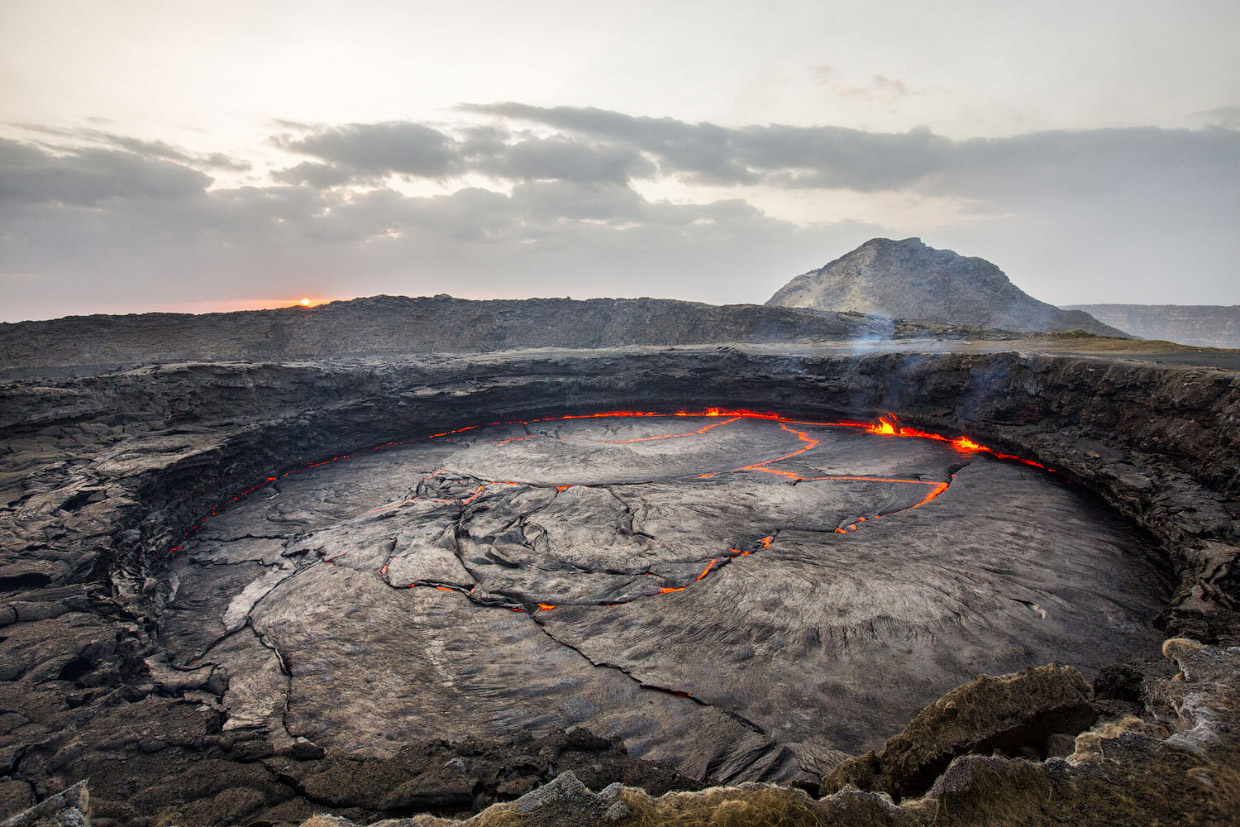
xmin=162 ymin=412 xmax=1169 ymax=784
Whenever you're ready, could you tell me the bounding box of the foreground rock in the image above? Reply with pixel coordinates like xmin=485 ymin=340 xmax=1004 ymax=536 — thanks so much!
xmin=767 ymin=237 xmax=1124 ymax=336
xmin=821 ymin=664 xmax=1098 ymax=801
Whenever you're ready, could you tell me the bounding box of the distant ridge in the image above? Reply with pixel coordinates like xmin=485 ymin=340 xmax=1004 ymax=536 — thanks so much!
xmin=1064 ymin=304 xmax=1240 ymax=349
xmin=0 ymin=295 xmax=987 ymax=379
xmin=767 ymin=238 xmax=1125 ymax=337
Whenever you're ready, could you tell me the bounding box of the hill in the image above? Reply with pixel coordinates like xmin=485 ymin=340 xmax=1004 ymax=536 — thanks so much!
xmin=766 ymin=238 xmax=1125 ymax=336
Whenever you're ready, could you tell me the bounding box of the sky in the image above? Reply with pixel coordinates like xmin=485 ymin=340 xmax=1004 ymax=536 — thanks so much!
xmin=1 ymin=0 xmax=1238 ymax=322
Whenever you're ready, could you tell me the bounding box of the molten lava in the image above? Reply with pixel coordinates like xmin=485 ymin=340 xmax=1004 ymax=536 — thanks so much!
xmin=604 ymin=417 xmax=741 ymax=443
xmin=865 ymin=414 xmax=1049 ymax=469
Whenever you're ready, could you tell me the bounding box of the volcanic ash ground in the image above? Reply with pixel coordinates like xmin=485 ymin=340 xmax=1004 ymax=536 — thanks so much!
xmin=160 ymin=413 xmax=1168 ymax=784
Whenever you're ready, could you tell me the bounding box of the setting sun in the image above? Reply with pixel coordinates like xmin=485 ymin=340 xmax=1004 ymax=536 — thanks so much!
xmin=299 ymin=297 xmax=311 ymax=307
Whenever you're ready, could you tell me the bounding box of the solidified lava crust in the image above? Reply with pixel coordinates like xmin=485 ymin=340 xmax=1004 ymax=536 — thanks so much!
xmin=162 ymin=408 xmax=1166 ymax=784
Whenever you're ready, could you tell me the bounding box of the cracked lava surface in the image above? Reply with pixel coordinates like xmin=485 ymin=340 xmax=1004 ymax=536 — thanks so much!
xmin=160 ymin=411 xmax=1169 ymax=784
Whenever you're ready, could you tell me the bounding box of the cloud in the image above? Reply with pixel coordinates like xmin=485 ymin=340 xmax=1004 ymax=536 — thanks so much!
xmin=461 ymin=103 xmax=762 ymax=186
xmin=940 ymin=127 xmax=1240 ymax=204
xmin=276 ymin=121 xmax=458 ymax=179
xmin=461 ymin=103 xmax=1240 ymax=207
xmin=461 ymin=103 xmax=951 ymax=189
xmin=272 ymin=120 xmax=658 ymax=187
xmin=808 ymin=65 xmax=909 ymax=104
xmin=3 ymin=104 xmax=1239 ymax=319
xmin=13 ymin=124 xmax=250 ymax=171
xmin=1 ymin=132 xmax=870 ymax=319
xmin=1189 ymin=105 xmax=1240 ymax=130
xmin=471 ymin=136 xmax=656 ymax=183
xmin=271 ymin=161 xmax=355 ymax=189
xmin=0 ymin=138 xmax=211 ymax=206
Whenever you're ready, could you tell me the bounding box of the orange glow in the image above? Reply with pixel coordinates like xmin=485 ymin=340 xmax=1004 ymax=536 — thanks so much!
xmin=300 ymin=298 xmax=312 ymax=307
xmin=868 ymin=416 xmax=898 ymax=436
xmin=460 ymin=484 xmax=487 ymax=505
xmin=735 ymin=423 xmax=820 ymax=478
xmin=486 ymin=435 xmax=537 ymax=444
xmin=659 ymin=558 xmax=719 ymax=594
xmin=864 ymin=413 xmax=1048 ymax=468
xmin=427 ymin=425 xmax=478 ymax=439
xmin=916 ymin=482 xmax=951 ymax=507
xmin=696 ymin=559 xmax=718 ymax=581
xmin=537 ymin=603 xmax=557 ymax=611
xmin=604 ymin=416 xmax=740 ymax=443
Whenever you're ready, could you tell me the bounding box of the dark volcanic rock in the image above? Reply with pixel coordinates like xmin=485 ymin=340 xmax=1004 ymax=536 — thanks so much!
xmin=767 ymin=237 xmax=1125 ymax=336
xmin=1 ymin=780 xmax=88 ymax=827
xmin=820 ymin=664 xmax=1098 ymax=801
xmin=1065 ymin=303 xmax=1240 ymax=349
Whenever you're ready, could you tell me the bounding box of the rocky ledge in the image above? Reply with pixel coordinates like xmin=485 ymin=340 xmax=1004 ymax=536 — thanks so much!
xmin=1 ymin=345 xmax=1238 ymax=825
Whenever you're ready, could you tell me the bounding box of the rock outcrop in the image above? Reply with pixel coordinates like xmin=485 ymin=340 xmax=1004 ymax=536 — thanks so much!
xmin=767 ymin=238 xmax=1125 ymax=336
xmin=821 ymin=664 xmax=1098 ymax=801
xmin=1065 ymin=304 xmax=1240 ymax=349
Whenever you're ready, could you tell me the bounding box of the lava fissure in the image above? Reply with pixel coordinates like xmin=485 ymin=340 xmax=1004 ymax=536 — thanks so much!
xmin=604 ymin=486 xmax=658 ymax=540
xmin=183 ymin=555 xmax=288 ymax=569
xmin=601 ymin=415 xmax=743 ymax=444
xmin=525 ymin=611 xmax=769 ymax=738
xmin=180 ymin=620 xmax=250 ymax=671
xmin=247 ymin=623 xmax=296 ymax=741
xmin=180 ymin=559 xmax=311 ymax=668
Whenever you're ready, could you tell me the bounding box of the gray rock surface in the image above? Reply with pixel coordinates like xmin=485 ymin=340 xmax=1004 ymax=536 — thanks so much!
xmin=767 ymin=238 xmax=1125 ymax=336
xmin=1065 ymin=304 xmax=1240 ymax=349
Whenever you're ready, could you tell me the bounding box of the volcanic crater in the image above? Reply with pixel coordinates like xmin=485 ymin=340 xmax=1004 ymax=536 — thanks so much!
xmin=161 ymin=408 xmax=1168 ymax=784
xmin=2 ymin=339 xmax=1238 ymax=826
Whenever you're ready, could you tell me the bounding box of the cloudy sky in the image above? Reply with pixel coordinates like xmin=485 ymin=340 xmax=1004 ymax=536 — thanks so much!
xmin=2 ymin=0 xmax=1238 ymax=322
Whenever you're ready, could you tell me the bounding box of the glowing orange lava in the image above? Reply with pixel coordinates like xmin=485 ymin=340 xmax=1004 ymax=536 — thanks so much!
xmin=865 ymin=413 xmax=1049 ymax=469
xmin=735 ymin=423 xmax=820 ymax=478
xmin=604 ymin=416 xmax=741 ymax=443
